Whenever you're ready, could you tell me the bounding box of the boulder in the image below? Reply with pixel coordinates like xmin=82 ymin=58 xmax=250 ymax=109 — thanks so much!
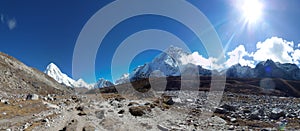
xmin=128 ymin=102 xmax=139 ymax=106
xmin=26 ymin=94 xmax=39 ymax=100
xmin=215 ymin=107 xmax=227 ymax=114
xmin=129 ymin=106 xmax=150 ymax=116
xmin=270 ymin=108 xmax=285 ymax=120
xmin=163 ymin=96 xmax=175 ymax=105
xmin=249 ymin=110 xmax=260 ymax=120
xmin=221 ymin=104 xmax=236 ymax=112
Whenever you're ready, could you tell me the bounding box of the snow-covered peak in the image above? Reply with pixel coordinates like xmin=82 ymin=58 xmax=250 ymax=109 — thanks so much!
xmin=129 ymin=46 xmax=192 ymax=81
xmin=44 ymin=63 xmax=76 ymax=87
xmin=115 ymin=73 xmax=130 ymax=85
xmin=74 ymin=79 xmax=93 ymax=89
xmin=94 ymin=78 xmax=114 ymax=88
xmin=153 ymin=45 xmax=190 ymax=66
xmin=164 ymin=45 xmax=190 ymax=57
xmin=45 ymin=63 xmax=63 ymax=78
xmin=44 ymin=63 xmax=92 ymax=89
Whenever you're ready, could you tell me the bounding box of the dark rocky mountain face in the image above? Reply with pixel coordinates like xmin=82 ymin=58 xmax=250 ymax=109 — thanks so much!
xmin=226 ymin=59 xmax=300 ymax=81
xmin=0 ymin=52 xmax=73 ymax=95
xmin=226 ymin=64 xmax=255 ymax=78
xmin=255 ymin=59 xmax=290 ymax=79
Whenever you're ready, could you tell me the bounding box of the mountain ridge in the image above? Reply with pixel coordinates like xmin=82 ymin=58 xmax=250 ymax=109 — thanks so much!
xmin=127 ymin=46 xmax=300 ymax=83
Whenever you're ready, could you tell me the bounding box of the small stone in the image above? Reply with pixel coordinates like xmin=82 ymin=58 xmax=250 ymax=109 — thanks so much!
xmin=75 ymin=106 xmax=84 ymax=111
xmin=128 ymin=102 xmax=139 ymax=106
xmin=115 ymin=97 xmax=125 ymax=102
xmin=42 ymin=118 xmax=49 ymax=123
xmin=83 ymin=125 xmax=96 ymax=131
xmin=140 ymin=123 xmax=152 ymax=129
xmin=0 ymin=99 xmax=6 ymax=103
xmin=186 ymin=99 xmax=194 ymax=102
xmin=163 ymin=96 xmax=175 ymax=105
xmin=23 ymin=123 xmax=31 ymax=129
xmin=78 ymin=111 xmax=87 ymax=116
xmin=228 ymin=125 xmax=234 ymax=130
xmin=95 ymin=110 xmax=105 ymax=119
xmin=243 ymin=109 xmax=251 ymax=114
xmin=230 ymin=118 xmax=237 ymax=123
xmin=249 ymin=110 xmax=260 ymax=120
xmin=221 ymin=104 xmax=236 ymax=112
xmin=43 ymin=97 xmax=48 ymax=101
xmin=118 ymin=109 xmax=125 ymax=114
xmin=157 ymin=124 xmax=170 ymax=131
xmin=215 ymin=107 xmax=227 ymax=114
xmin=63 ymin=119 xmax=78 ymax=131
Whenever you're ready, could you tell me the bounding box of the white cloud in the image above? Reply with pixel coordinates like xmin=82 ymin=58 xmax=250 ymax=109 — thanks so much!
xmin=225 ymin=45 xmax=255 ymax=68
xmin=180 ymin=37 xmax=300 ymax=70
xmin=181 ymin=52 xmax=211 ymax=68
xmin=7 ymin=18 xmax=17 ymax=30
xmin=252 ymin=37 xmax=294 ymax=63
xmin=292 ymin=49 xmax=300 ymax=65
xmin=298 ymin=43 xmax=300 ymax=48
xmin=180 ymin=52 xmax=223 ymax=70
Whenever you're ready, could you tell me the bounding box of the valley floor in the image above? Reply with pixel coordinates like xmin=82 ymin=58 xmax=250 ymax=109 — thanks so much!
xmin=0 ymin=91 xmax=300 ymax=131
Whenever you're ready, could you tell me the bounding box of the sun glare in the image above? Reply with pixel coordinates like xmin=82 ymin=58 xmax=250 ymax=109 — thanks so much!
xmin=241 ymin=0 xmax=263 ymax=23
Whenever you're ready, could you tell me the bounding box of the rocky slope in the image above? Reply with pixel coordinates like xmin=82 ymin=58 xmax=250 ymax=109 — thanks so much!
xmin=0 ymin=52 xmax=73 ymax=95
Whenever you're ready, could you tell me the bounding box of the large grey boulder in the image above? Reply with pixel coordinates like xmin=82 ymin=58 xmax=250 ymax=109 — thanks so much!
xmin=269 ymin=108 xmax=285 ymax=120
xmin=26 ymin=94 xmax=39 ymax=100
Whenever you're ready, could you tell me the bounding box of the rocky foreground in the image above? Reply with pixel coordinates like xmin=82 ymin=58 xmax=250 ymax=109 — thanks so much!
xmin=0 ymin=91 xmax=300 ymax=131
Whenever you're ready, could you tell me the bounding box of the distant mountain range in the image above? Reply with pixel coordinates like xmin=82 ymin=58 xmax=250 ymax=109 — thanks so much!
xmin=115 ymin=46 xmax=300 ymax=84
xmin=37 ymin=45 xmax=300 ymax=91
xmin=2 ymin=45 xmax=300 ymax=92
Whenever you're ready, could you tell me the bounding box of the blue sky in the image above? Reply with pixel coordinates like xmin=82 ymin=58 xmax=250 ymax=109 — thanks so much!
xmin=1 ymin=0 xmax=300 ymax=83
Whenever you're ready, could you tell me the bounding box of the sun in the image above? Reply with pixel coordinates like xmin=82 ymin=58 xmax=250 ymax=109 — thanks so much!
xmin=241 ymin=0 xmax=263 ymax=23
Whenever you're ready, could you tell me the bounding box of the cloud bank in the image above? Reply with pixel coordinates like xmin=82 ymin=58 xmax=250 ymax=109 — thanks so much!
xmin=253 ymin=37 xmax=294 ymax=63
xmin=182 ymin=36 xmax=300 ymax=70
